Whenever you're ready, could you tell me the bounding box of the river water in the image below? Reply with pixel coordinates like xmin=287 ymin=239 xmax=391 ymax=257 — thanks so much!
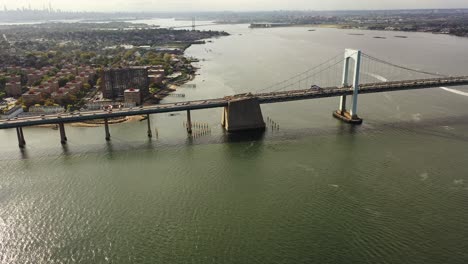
xmin=1 ymin=21 xmax=468 ymax=263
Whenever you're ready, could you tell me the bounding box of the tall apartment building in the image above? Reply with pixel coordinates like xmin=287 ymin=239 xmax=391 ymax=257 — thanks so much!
xmin=5 ymin=82 xmax=22 ymax=97
xmin=100 ymin=67 xmax=149 ymax=99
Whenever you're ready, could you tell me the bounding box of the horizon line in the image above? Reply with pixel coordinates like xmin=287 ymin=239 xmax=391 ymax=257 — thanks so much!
xmin=1 ymin=7 xmax=468 ymax=14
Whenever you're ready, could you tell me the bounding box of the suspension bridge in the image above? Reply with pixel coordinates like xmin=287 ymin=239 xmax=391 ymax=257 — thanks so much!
xmin=1 ymin=49 xmax=468 ymax=148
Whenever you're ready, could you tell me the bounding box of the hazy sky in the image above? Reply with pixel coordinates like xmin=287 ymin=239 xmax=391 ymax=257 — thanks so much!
xmin=3 ymin=0 xmax=468 ymax=12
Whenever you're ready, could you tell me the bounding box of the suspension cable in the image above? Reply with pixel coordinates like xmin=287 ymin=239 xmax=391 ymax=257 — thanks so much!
xmin=362 ymin=53 xmax=448 ymax=77
xmin=256 ymin=52 xmax=344 ymax=93
xmin=269 ymin=57 xmax=347 ymax=93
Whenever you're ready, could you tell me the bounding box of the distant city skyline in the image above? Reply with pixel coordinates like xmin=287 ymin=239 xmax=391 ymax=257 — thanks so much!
xmin=2 ymin=0 xmax=468 ymax=12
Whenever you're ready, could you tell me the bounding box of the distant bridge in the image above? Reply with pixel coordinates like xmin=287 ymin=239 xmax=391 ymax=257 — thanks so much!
xmin=2 ymin=49 xmax=468 ymax=148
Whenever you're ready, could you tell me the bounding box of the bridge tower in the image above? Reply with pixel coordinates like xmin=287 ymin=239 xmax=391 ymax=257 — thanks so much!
xmin=333 ymin=49 xmax=363 ymax=124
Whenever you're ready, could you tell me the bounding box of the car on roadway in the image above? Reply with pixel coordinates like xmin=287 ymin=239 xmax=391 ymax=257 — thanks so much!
xmin=310 ymin=85 xmax=322 ymax=91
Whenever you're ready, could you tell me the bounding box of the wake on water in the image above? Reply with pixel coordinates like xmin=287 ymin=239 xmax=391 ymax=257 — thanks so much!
xmin=364 ymin=72 xmax=468 ymax=97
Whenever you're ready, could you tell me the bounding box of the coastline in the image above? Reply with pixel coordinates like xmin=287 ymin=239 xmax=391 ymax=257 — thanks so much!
xmin=34 ymin=115 xmax=146 ymax=129
xmin=262 ymin=23 xmax=465 ymax=38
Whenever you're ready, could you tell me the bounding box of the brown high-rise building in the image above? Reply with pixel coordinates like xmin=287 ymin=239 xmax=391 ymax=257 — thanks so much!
xmin=5 ymin=81 xmax=22 ymax=97
xmin=100 ymin=67 xmax=149 ymax=99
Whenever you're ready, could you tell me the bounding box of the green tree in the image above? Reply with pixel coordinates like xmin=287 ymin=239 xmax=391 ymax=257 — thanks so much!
xmin=58 ymin=77 xmax=69 ymax=87
xmin=123 ymin=49 xmax=135 ymax=60
xmin=163 ymin=53 xmax=172 ymax=63
xmin=44 ymin=98 xmax=55 ymax=106
xmin=15 ymin=97 xmax=24 ymax=106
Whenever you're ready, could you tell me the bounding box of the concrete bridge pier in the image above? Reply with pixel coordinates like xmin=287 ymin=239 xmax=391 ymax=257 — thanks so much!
xmin=146 ymin=114 xmax=152 ymax=138
xmin=16 ymin=127 xmax=26 ymax=148
xmin=186 ymin=110 xmax=192 ymax=134
xmin=58 ymin=123 xmax=67 ymax=144
xmin=221 ymin=97 xmax=265 ymax=132
xmin=104 ymin=118 xmax=111 ymax=141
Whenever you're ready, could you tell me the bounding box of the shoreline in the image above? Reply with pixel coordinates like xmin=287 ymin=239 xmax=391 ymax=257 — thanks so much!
xmin=34 ymin=115 xmax=146 ymax=129
xmin=258 ymin=23 xmax=466 ymax=38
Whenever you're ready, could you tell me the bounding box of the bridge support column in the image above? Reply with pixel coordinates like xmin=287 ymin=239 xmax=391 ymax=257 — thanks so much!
xmin=19 ymin=127 xmax=26 ymax=146
xmin=16 ymin=127 xmax=25 ymax=148
xmin=333 ymin=49 xmax=363 ymax=124
xmin=339 ymin=95 xmax=347 ymax=115
xmin=104 ymin=118 xmax=111 ymax=141
xmin=59 ymin=123 xmax=67 ymax=144
xmin=146 ymin=114 xmax=152 ymax=138
xmin=186 ymin=110 xmax=192 ymax=134
xmin=221 ymin=97 xmax=265 ymax=132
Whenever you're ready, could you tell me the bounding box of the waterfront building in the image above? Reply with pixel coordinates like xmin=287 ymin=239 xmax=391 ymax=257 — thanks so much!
xmin=101 ymin=67 xmax=149 ymax=100
xmin=0 ymin=105 xmax=23 ymax=119
xmin=22 ymin=91 xmax=42 ymax=105
xmin=124 ymin=88 xmax=142 ymax=105
xmin=85 ymin=101 xmax=136 ymax=110
xmin=29 ymin=106 xmax=65 ymax=114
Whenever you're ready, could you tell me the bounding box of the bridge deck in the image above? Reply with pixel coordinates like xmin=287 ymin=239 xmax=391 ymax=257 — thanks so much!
xmin=1 ymin=76 xmax=467 ymax=129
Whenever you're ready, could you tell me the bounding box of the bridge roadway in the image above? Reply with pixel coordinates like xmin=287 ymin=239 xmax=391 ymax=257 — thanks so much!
xmin=1 ymin=76 xmax=468 ymax=130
